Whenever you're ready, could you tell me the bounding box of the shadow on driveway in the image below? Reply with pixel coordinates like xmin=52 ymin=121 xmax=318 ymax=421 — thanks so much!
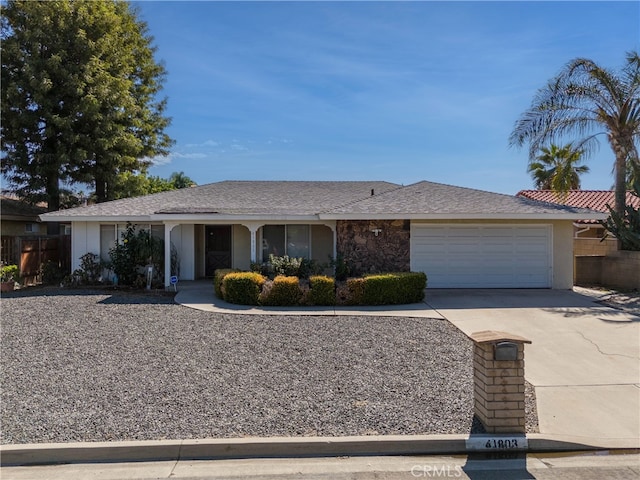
xmin=425 ymin=289 xmax=598 ymax=309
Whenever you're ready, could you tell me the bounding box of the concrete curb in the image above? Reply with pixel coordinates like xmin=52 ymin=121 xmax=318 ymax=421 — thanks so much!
xmin=2 ymin=434 xmax=638 ymax=466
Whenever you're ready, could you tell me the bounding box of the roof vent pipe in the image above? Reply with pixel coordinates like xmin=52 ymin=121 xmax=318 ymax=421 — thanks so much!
xmin=371 ymin=189 xmax=375 ymax=196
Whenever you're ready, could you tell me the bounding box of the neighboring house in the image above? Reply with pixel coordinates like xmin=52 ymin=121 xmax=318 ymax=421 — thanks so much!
xmin=1 ymin=195 xmax=47 ymax=266
xmin=40 ymin=180 xmax=605 ymax=289
xmin=1 ymin=195 xmax=72 ymax=280
xmin=1 ymin=195 xmax=47 ymax=237
xmin=516 ymin=190 xmax=640 ymax=256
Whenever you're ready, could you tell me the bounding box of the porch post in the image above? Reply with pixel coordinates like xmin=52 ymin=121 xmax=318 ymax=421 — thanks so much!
xmin=325 ymin=222 xmax=337 ymax=261
xmin=164 ymin=222 xmax=178 ymax=288
xmin=240 ymin=222 xmax=262 ymax=264
xmin=332 ymin=225 xmax=337 ymax=260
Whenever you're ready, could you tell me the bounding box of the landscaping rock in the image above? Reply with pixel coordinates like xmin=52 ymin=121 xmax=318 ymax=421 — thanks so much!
xmin=0 ymin=289 xmax=538 ymax=444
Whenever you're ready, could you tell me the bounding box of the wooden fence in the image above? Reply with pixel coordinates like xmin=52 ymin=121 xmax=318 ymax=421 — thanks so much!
xmin=0 ymin=235 xmax=71 ymax=284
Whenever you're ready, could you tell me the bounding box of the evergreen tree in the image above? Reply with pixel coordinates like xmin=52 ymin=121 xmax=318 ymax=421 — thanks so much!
xmin=1 ymin=0 xmax=173 ymax=210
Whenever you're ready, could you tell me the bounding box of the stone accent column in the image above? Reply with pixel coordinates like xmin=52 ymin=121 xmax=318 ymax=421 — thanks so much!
xmin=470 ymin=330 xmax=531 ymax=434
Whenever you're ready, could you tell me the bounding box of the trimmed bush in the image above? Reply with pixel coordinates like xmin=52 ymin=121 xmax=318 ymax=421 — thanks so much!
xmin=259 ymin=275 xmax=302 ymax=306
xmin=222 ymin=272 xmax=266 ymax=305
xmin=309 ymin=275 xmax=335 ymax=306
xmin=396 ymin=271 xmax=428 ymax=303
xmin=362 ymin=272 xmax=427 ymax=305
xmin=336 ymin=277 xmax=365 ymax=305
xmin=213 ymin=268 xmax=239 ymax=298
xmin=219 ymin=270 xmax=427 ymax=307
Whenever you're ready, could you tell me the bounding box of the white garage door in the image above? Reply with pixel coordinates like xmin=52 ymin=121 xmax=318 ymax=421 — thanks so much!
xmin=410 ymin=224 xmax=551 ymax=288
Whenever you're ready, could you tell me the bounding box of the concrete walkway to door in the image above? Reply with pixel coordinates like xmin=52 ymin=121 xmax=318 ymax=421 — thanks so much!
xmin=425 ymin=288 xmax=640 ymax=448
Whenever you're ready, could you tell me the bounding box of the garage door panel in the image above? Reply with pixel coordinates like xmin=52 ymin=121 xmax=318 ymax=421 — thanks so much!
xmin=411 ymin=224 xmax=551 ymax=288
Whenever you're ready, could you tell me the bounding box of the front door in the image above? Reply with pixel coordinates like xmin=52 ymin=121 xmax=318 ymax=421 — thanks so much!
xmin=205 ymin=226 xmax=232 ymax=276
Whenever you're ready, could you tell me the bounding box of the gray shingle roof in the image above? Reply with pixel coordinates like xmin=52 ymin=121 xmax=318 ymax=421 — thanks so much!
xmin=40 ymin=180 xmax=606 ymax=221
xmin=41 ymin=181 xmax=400 ymax=218
xmin=322 ymin=181 xmax=605 ymax=218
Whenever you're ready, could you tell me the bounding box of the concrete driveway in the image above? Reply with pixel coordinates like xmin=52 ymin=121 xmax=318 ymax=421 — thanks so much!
xmin=426 ymin=288 xmax=640 ymax=447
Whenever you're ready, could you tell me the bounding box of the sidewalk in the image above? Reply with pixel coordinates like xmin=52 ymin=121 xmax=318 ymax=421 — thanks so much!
xmin=4 ymin=451 xmax=640 ymax=480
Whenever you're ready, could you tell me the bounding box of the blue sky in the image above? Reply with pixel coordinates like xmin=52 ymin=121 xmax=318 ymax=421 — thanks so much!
xmin=136 ymin=1 xmax=639 ymax=195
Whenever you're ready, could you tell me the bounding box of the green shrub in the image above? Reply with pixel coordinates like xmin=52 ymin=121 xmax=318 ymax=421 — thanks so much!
xmin=331 ymin=254 xmax=352 ymax=281
xmin=65 ymin=253 xmax=105 ymax=286
xmin=397 ymin=271 xmax=428 ymax=303
xmin=269 ymin=255 xmax=302 ymax=277
xmin=40 ymin=261 xmax=66 ymax=285
xmin=299 ymin=280 xmax=311 ymax=305
xmin=252 ymin=255 xmax=329 ymax=279
xmin=259 ymin=275 xmax=302 ymax=306
xmin=108 ymin=223 xmax=164 ymax=286
xmin=362 ymin=272 xmax=427 ymax=305
xmin=214 ymin=268 xmax=238 ymax=298
xmin=336 ymin=277 xmax=365 ymax=305
xmin=309 ymin=275 xmax=335 ymax=306
xmin=222 ymin=272 xmax=266 ymax=305
xmin=298 ymin=258 xmax=328 ymax=279
xmin=1 ymin=264 xmax=19 ymax=283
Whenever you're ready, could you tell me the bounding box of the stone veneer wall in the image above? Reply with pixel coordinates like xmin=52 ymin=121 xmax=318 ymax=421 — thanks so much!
xmin=336 ymin=220 xmax=410 ymax=276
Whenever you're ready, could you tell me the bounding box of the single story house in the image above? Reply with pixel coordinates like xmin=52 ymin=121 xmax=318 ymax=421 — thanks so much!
xmin=516 ymin=190 xmax=640 ymax=256
xmin=40 ymin=180 xmax=606 ymax=289
xmin=1 ymin=195 xmax=48 ymax=238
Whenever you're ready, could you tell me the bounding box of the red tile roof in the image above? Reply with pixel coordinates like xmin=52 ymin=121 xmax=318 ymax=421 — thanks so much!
xmin=516 ymin=190 xmax=640 ymax=224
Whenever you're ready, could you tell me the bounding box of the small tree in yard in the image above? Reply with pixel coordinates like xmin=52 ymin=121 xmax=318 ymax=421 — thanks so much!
xmin=109 ymin=223 xmax=164 ymax=286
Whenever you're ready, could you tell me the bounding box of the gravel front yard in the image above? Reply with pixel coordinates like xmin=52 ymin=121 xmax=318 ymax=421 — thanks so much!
xmin=1 ymin=289 xmax=537 ymax=444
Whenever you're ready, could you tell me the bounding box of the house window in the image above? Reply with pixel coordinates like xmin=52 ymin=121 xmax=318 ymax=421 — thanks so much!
xmin=99 ymin=224 xmax=164 ymax=262
xmin=25 ymin=223 xmax=38 ymax=233
xmin=100 ymin=225 xmax=117 ymax=262
xmin=261 ymin=225 xmax=310 ymax=260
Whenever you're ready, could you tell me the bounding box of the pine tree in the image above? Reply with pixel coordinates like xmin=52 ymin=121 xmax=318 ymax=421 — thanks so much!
xmin=1 ymin=0 xmax=173 ymax=209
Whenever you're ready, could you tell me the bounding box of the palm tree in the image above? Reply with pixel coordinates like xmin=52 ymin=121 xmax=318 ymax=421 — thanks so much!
xmin=169 ymin=171 xmax=196 ymax=189
xmin=510 ymin=51 xmax=640 ymax=216
xmin=528 ymin=144 xmax=589 ymax=192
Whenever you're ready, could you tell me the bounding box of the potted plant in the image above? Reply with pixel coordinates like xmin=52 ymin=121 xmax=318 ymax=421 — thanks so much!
xmin=1 ymin=264 xmax=19 ymax=292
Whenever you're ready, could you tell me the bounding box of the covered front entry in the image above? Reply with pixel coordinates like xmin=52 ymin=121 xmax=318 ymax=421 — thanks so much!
xmin=205 ymin=225 xmax=232 ymax=276
xmin=410 ymin=224 xmax=552 ymax=288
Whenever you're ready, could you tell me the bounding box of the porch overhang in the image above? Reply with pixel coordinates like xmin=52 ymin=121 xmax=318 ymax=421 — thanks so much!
xmin=150 ymin=213 xmax=321 ymax=223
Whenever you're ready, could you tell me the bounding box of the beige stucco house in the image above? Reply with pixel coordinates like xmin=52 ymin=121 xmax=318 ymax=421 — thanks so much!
xmin=517 ymin=190 xmax=640 ymax=256
xmin=40 ymin=180 xmax=605 ymax=289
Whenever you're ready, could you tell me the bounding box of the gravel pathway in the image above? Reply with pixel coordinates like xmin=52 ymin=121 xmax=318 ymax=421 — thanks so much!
xmin=1 ymin=288 xmax=537 ymax=444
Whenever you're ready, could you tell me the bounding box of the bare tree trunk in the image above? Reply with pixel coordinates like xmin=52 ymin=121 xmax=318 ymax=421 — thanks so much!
xmin=95 ymin=175 xmax=107 ymax=203
xmin=610 ymin=134 xmax=628 ymax=218
xmin=45 ymin=168 xmax=60 ymax=212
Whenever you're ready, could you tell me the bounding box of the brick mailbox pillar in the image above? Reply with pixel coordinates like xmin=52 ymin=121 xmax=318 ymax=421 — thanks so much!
xmin=470 ymin=330 xmax=532 ymax=434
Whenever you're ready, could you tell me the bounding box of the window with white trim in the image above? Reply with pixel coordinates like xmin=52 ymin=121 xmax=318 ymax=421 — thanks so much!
xmin=24 ymin=223 xmax=38 ymax=233
xmin=261 ymin=225 xmax=310 ymax=260
xmin=99 ymin=224 xmax=164 ymax=262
